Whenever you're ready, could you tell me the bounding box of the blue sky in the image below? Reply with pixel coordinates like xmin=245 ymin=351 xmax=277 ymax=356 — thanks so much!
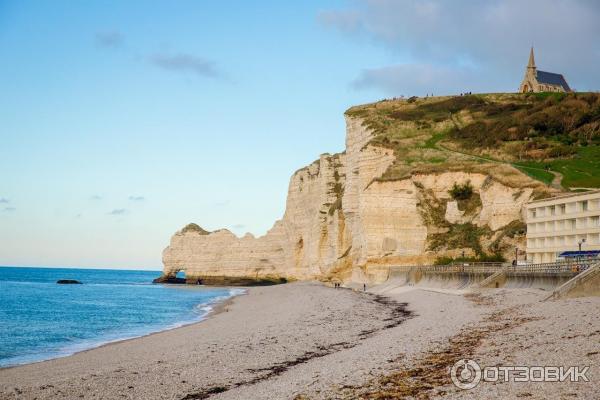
xmin=1 ymin=1 xmax=599 ymax=269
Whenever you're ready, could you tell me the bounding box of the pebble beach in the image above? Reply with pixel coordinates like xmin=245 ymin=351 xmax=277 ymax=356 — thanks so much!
xmin=1 ymin=282 xmax=598 ymax=399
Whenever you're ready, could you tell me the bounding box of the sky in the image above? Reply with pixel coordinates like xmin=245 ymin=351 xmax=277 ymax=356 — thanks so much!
xmin=1 ymin=0 xmax=599 ymax=269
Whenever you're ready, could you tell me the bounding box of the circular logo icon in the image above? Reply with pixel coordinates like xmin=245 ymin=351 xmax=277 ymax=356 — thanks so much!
xmin=451 ymin=359 xmax=482 ymax=390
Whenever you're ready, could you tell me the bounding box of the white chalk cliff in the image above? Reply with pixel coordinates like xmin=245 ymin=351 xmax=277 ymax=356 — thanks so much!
xmin=161 ymin=116 xmax=547 ymax=284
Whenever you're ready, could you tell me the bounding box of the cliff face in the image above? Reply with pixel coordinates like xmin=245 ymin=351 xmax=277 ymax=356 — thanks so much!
xmin=162 ymin=115 xmax=551 ymax=284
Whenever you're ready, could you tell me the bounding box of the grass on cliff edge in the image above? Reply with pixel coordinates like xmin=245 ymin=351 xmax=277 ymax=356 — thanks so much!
xmin=513 ymin=145 xmax=600 ymax=188
xmin=345 ymin=92 xmax=600 ymax=189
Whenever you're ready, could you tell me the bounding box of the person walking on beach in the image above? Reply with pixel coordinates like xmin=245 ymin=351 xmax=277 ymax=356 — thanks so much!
xmin=363 ymin=283 xmax=366 ymax=292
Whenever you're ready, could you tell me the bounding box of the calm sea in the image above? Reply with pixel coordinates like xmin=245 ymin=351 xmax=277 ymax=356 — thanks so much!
xmin=0 ymin=267 xmax=242 ymax=368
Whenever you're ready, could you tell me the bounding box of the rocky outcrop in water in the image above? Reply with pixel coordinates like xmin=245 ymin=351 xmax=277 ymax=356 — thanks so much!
xmin=56 ymin=280 xmax=82 ymax=284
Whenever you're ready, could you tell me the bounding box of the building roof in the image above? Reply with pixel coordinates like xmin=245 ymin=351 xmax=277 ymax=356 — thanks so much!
xmin=558 ymin=250 xmax=600 ymax=258
xmin=525 ymin=189 xmax=600 ymax=206
xmin=537 ymin=70 xmax=571 ymax=91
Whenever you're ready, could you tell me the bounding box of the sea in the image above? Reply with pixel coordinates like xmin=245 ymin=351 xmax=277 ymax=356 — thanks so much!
xmin=0 ymin=266 xmax=243 ymax=368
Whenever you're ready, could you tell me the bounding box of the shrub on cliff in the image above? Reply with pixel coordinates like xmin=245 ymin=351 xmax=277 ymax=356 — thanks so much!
xmin=449 ymin=181 xmax=473 ymax=200
xmin=181 ymin=223 xmax=210 ymax=235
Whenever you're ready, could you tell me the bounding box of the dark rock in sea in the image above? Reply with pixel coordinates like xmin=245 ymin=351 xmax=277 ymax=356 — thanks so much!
xmin=56 ymin=279 xmax=82 ymax=284
xmin=152 ymin=275 xmax=186 ymax=284
xmin=194 ymin=276 xmax=289 ymax=286
xmin=153 ymin=274 xmax=288 ymax=286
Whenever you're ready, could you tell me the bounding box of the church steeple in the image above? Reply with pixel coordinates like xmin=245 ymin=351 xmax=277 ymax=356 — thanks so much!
xmin=519 ymin=47 xmax=571 ymax=93
xmin=527 ymin=47 xmax=536 ymax=69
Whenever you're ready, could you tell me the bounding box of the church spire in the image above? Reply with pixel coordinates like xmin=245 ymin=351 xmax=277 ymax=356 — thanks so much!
xmin=528 ymin=47 xmax=536 ymax=69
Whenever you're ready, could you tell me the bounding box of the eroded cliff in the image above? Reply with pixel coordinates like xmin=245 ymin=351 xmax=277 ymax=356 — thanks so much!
xmin=162 ymin=97 xmax=557 ymax=284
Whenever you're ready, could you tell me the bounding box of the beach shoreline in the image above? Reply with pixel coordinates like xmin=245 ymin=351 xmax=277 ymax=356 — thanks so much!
xmin=0 ymin=286 xmax=246 ymax=371
xmin=1 ymin=282 xmax=598 ymax=399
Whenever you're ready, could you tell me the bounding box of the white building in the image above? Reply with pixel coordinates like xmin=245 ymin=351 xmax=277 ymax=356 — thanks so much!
xmin=525 ymin=190 xmax=600 ymax=263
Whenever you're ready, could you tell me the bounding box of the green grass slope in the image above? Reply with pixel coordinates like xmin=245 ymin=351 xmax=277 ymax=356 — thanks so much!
xmin=346 ymin=92 xmax=600 ymax=190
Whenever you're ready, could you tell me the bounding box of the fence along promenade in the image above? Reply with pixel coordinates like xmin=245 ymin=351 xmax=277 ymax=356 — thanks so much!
xmin=387 ymin=258 xmax=599 ymax=275
xmin=380 ymin=258 xmax=600 ymax=291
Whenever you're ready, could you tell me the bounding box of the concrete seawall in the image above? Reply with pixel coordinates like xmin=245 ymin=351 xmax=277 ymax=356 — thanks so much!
xmin=372 ymin=260 xmax=598 ymax=294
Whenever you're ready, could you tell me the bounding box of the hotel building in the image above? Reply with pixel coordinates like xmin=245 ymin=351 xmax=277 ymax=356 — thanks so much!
xmin=525 ymin=190 xmax=600 ymax=263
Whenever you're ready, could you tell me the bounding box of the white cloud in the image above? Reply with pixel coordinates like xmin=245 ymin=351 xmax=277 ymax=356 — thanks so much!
xmin=353 ymin=63 xmax=488 ymax=96
xmin=320 ymin=0 xmax=600 ymax=93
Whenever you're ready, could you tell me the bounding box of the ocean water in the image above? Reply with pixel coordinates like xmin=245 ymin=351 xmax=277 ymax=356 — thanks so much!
xmin=0 ymin=267 xmax=242 ymax=368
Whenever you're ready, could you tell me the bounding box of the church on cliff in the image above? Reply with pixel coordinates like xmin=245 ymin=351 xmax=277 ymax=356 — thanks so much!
xmin=519 ymin=48 xmax=571 ymax=93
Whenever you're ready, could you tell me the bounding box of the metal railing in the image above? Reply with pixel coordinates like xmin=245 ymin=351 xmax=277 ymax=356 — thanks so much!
xmin=505 ymin=258 xmax=600 ymax=274
xmin=386 ymin=258 xmax=600 ymax=276
xmin=546 ymin=261 xmax=600 ymax=300
xmin=387 ymin=262 xmax=504 ymax=275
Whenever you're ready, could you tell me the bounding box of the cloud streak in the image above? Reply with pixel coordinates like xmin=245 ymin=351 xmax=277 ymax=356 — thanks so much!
xmin=150 ymin=53 xmax=221 ymax=78
xmin=95 ymin=31 xmax=124 ymax=48
xmin=108 ymin=208 xmax=128 ymax=215
xmin=3 ymin=207 xmax=16 ymax=212
xmin=0 ymin=198 xmax=9 ymax=204
xmin=128 ymin=196 xmax=145 ymax=202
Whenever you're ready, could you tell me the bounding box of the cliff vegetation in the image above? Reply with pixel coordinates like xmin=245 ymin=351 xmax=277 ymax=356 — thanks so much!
xmin=346 ymin=93 xmax=600 ymax=189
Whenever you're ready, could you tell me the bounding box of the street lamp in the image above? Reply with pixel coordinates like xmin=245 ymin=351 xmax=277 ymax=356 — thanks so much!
xmin=578 ymin=238 xmax=586 ymax=252
xmin=577 ymin=238 xmax=586 ymax=264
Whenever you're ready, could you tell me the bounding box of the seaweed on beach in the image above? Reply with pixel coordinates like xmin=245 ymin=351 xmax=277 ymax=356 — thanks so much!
xmin=179 ymin=292 xmax=413 ymax=400
xmin=334 ymin=306 xmax=540 ymax=400
xmin=181 ymin=386 xmax=228 ymax=400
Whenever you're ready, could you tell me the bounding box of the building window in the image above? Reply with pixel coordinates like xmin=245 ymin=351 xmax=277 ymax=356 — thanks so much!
xmin=581 ymin=200 xmax=588 ymax=212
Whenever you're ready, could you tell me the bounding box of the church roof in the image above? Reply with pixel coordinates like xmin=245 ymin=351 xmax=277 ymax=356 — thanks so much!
xmin=537 ymin=70 xmax=571 ymax=91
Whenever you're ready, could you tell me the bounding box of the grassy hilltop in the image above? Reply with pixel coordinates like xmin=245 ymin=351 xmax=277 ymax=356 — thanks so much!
xmin=346 ymin=92 xmax=600 ymax=190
